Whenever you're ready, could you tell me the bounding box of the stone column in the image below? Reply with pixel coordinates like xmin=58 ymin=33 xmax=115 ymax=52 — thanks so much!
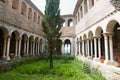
xmin=15 ymin=39 xmax=18 ymax=57
xmin=91 ymin=39 xmax=93 ymax=57
xmin=104 ymin=34 xmax=109 ymax=61
xmin=79 ymin=42 xmax=81 ymax=55
xmin=38 ymin=42 xmax=40 ymax=55
xmin=87 ymin=39 xmax=90 ymax=57
xmin=98 ymin=38 xmax=101 ymax=59
xmin=24 ymin=39 xmax=27 ymax=54
xmin=30 ymin=40 xmax=33 ymax=55
xmin=6 ymin=36 xmax=11 ymax=60
xmin=18 ymin=38 xmax=22 ymax=59
xmin=3 ymin=37 xmax=7 ymax=58
xmin=32 ymin=40 xmax=35 ymax=56
xmin=109 ymin=35 xmax=113 ymax=61
xmin=26 ymin=40 xmax=29 ymax=56
xmin=61 ymin=42 xmax=64 ymax=54
xmin=82 ymin=40 xmax=85 ymax=56
xmin=94 ymin=37 xmax=97 ymax=59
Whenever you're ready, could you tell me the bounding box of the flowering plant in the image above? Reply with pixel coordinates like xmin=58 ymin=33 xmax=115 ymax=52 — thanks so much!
xmin=100 ymin=56 xmax=105 ymax=59
xmin=113 ymin=56 xmax=120 ymax=62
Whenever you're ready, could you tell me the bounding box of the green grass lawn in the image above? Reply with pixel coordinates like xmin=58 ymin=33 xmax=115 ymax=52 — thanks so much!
xmin=0 ymin=56 xmax=105 ymax=80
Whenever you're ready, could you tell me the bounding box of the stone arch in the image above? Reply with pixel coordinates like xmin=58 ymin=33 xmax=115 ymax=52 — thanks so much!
xmin=28 ymin=35 xmax=34 ymax=56
xmin=10 ymin=30 xmax=20 ymax=59
xmin=21 ymin=2 xmax=27 ymax=16
xmin=12 ymin=0 xmax=19 ymax=10
xmin=95 ymin=27 xmax=103 ymax=37
xmin=83 ymin=34 xmax=87 ymax=40
xmin=108 ymin=20 xmax=120 ymax=57
xmin=28 ymin=8 xmax=32 ymax=19
xmin=0 ymin=27 xmax=9 ymax=59
xmin=95 ymin=27 xmax=105 ymax=58
xmin=106 ymin=20 xmax=120 ymax=32
xmin=88 ymin=31 xmax=93 ymax=39
xmin=64 ymin=39 xmax=71 ymax=54
xmin=21 ymin=33 xmax=28 ymax=57
xmin=68 ymin=18 xmax=73 ymax=27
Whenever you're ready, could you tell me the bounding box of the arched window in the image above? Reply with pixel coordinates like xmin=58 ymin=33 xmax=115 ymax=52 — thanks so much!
xmin=84 ymin=0 xmax=88 ymax=14
xmin=33 ymin=12 xmax=37 ymax=22
xmin=21 ymin=2 xmax=27 ymax=16
xmin=62 ymin=19 xmax=65 ymax=27
xmin=12 ymin=0 xmax=19 ymax=10
xmin=80 ymin=6 xmax=83 ymax=18
xmin=68 ymin=19 xmax=73 ymax=27
xmin=38 ymin=15 xmax=40 ymax=24
xmin=78 ymin=12 xmax=80 ymax=22
xmin=0 ymin=0 xmax=5 ymax=3
xmin=28 ymin=8 xmax=32 ymax=19
xmin=64 ymin=39 xmax=71 ymax=54
xmin=89 ymin=0 xmax=94 ymax=9
xmin=0 ymin=0 xmax=9 ymax=4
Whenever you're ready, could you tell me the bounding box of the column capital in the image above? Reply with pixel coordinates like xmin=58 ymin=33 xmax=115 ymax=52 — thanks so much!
xmin=103 ymin=32 xmax=114 ymax=37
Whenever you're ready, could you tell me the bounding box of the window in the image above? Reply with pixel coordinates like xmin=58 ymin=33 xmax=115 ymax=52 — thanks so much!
xmin=68 ymin=19 xmax=73 ymax=27
xmin=38 ymin=15 xmax=40 ymax=24
xmin=33 ymin=12 xmax=37 ymax=22
xmin=0 ymin=0 xmax=5 ymax=3
xmin=28 ymin=8 xmax=32 ymax=19
xmin=12 ymin=0 xmax=19 ymax=10
xmin=21 ymin=2 xmax=27 ymax=16
xmin=84 ymin=0 xmax=88 ymax=14
xmin=80 ymin=6 xmax=83 ymax=18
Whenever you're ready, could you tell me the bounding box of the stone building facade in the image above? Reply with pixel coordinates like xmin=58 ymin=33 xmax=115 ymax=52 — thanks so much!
xmin=74 ymin=0 xmax=120 ymax=79
xmin=0 ymin=0 xmax=120 ymax=79
xmin=0 ymin=0 xmax=44 ymax=60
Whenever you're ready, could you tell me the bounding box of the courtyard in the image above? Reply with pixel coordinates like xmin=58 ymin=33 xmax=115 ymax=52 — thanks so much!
xmin=0 ymin=56 xmax=105 ymax=80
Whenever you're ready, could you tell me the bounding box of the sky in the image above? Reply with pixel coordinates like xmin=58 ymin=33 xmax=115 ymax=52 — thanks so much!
xmin=31 ymin=0 xmax=78 ymax=15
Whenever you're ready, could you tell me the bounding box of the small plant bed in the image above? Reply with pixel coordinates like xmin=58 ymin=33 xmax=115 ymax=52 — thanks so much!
xmin=0 ymin=56 xmax=105 ymax=80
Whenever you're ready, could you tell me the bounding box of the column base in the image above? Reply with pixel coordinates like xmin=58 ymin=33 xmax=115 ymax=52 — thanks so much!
xmin=93 ymin=58 xmax=99 ymax=62
xmin=104 ymin=60 xmax=111 ymax=65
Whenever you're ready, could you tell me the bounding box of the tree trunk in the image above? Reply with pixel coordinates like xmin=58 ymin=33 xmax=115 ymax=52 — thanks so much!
xmin=50 ymin=52 xmax=53 ymax=69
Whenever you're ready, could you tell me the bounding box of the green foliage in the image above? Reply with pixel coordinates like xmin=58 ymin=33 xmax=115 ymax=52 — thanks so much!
xmin=0 ymin=56 xmax=105 ymax=80
xmin=42 ymin=0 xmax=62 ymax=68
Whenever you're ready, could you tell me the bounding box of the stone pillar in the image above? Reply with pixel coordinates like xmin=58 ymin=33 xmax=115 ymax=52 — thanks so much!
xmin=33 ymin=40 xmax=35 ymax=56
xmin=98 ymin=38 xmax=101 ymax=59
xmin=79 ymin=42 xmax=81 ymax=55
xmin=24 ymin=39 xmax=27 ymax=54
xmin=109 ymin=35 xmax=113 ymax=61
xmin=65 ymin=19 xmax=68 ymax=27
xmin=15 ymin=39 xmax=18 ymax=56
xmin=87 ymin=40 xmax=90 ymax=57
xmin=26 ymin=40 xmax=29 ymax=56
xmin=82 ymin=40 xmax=85 ymax=56
xmin=61 ymin=42 xmax=64 ymax=54
xmin=91 ymin=39 xmax=93 ymax=57
xmin=94 ymin=38 xmax=97 ymax=59
xmin=3 ymin=37 xmax=7 ymax=58
xmin=6 ymin=36 xmax=11 ymax=60
xmin=30 ymin=40 xmax=33 ymax=55
xmin=18 ymin=38 xmax=22 ymax=59
xmin=104 ymin=35 xmax=109 ymax=61
xmin=38 ymin=42 xmax=40 ymax=55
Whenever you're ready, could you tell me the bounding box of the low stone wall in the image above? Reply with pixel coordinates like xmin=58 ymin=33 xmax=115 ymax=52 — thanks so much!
xmin=77 ymin=55 xmax=120 ymax=80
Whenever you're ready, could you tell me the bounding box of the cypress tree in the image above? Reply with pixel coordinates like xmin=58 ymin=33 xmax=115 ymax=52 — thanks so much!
xmin=42 ymin=0 xmax=62 ymax=69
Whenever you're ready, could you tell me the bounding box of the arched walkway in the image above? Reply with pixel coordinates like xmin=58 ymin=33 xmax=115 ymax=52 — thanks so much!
xmin=64 ymin=39 xmax=71 ymax=54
